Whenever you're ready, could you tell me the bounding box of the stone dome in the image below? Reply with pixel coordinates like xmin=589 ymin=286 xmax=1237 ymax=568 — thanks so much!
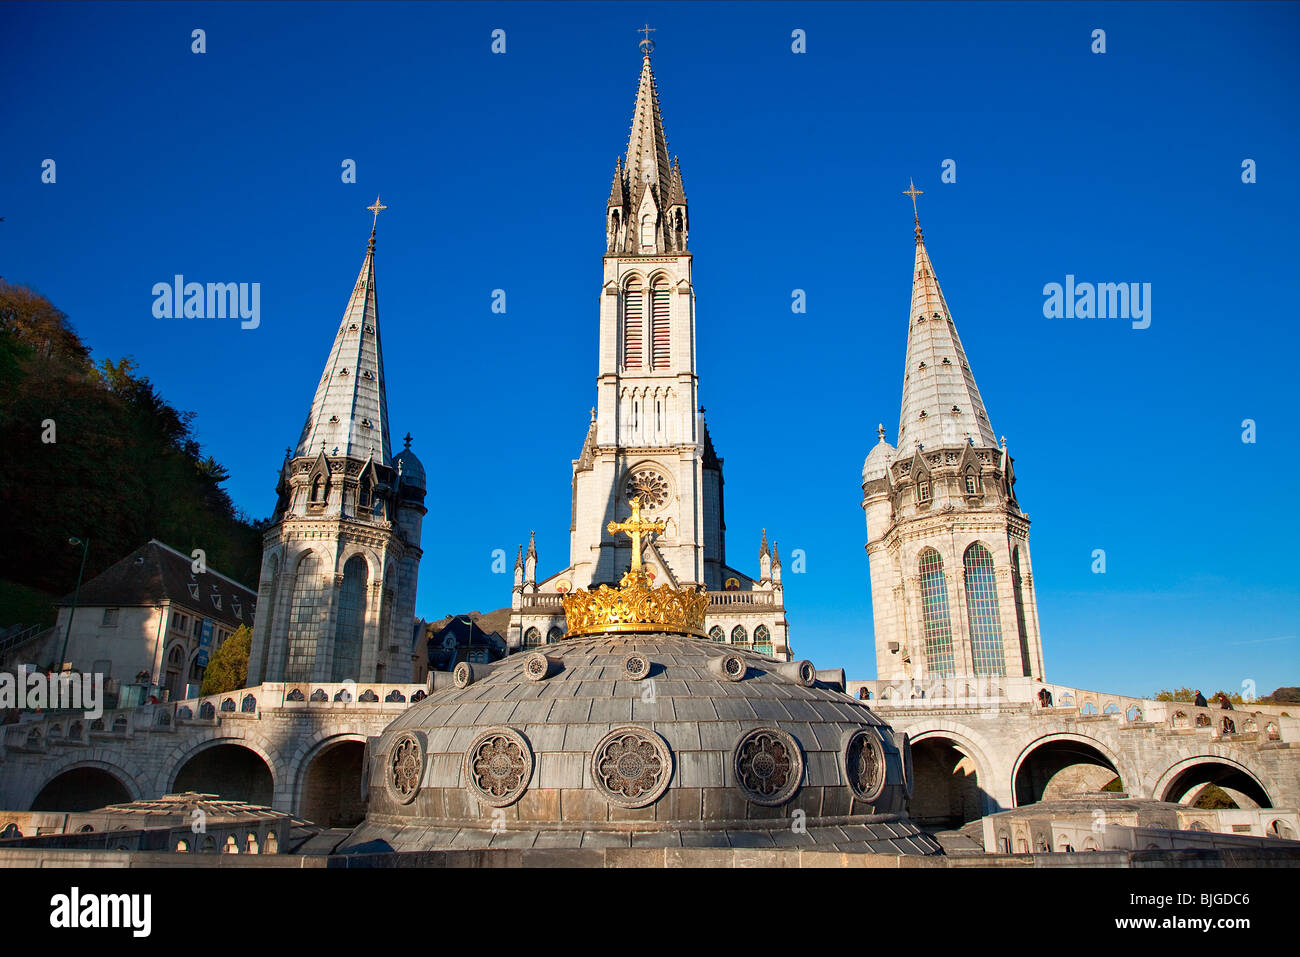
xmin=344 ymin=633 xmax=941 ymax=855
xmin=862 ymin=437 xmax=896 ymax=484
xmin=393 ymin=447 xmax=425 ymax=490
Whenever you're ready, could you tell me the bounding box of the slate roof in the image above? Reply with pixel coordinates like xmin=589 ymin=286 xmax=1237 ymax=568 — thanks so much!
xmin=351 ymin=633 xmax=942 ymax=856
xmin=895 ymin=228 xmax=999 ymax=458
xmin=54 ymin=540 xmax=257 ymax=632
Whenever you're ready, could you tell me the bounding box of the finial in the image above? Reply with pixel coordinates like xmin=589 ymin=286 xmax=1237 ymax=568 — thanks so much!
xmin=876 ymin=423 xmax=886 ymax=442
xmin=284 ymin=446 xmax=291 ymax=460
xmin=698 ymin=405 xmax=706 ymax=415
xmin=367 ymin=195 xmax=387 ymax=248
xmin=903 ymin=178 xmax=924 ymax=241
xmin=1000 ymin=434 xmax=1007 ymax=449
xmin=331 ymin=446 xmax=339 ymax=456
xmin=638 ymin=23 xmax=656 ymax=56
xmin=590 ymin=407 xmax=597 ymax=423
xmin=403 ymin=431 xmax=413 ymax=450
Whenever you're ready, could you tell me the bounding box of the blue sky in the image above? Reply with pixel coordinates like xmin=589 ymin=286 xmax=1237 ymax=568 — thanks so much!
xmin=3 ymin=2 xmax=1297 ymax=698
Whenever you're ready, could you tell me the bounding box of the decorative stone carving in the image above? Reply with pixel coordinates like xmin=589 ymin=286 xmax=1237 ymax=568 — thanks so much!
xmin=453 ymin=661 xmax=473 ymax=688
xmin=842 ymin=728 xmax=886 ymax=802
xmin=623 ymin=652 xmax=651 ymax=681
xmin=733 ymin=728 xmax=803 ymax=806
xmin=464 ymin=728 xmax=533 ymax=807
xmin=708 ymin=652 xmax=746 ymax=682
xmin=388 ymin=732 xmax=424 ymax=804
xmin=524 ymin=652 xmax=554 ymax=681
xmin=590 ymin=726 xmax=672 ymax=808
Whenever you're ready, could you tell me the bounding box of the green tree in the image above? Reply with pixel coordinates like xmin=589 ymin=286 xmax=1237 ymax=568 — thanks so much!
xmin=200 ymin=625 xmax=252 ymax=695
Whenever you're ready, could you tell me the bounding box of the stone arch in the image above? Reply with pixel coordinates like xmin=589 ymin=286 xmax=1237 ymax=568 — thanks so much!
xmin=164 ymin=736 xmax=278 ymax=807
xmin=905 ymin=723 xmax=999 ymax=826
xmin=29 ymin=760 xmax=139 ymax=812
xmin=292 ymin=733 xmax=369 ymax=828
xmin=1151 ymin=753 xmax=1275 ymax=809
xmin=1011 ymin=733 xmax=1129 ymax=807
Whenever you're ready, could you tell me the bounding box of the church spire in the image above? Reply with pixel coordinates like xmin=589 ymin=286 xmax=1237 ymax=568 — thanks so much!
xmin=607 ymin=30 xmax=688 ymax=254
xmin=894 ymin=186 xmax=997 ymax=456
xmin=294 ymin=202 xmax=393 ymax=464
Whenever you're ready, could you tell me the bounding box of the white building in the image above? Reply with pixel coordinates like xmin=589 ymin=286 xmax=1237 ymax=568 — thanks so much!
xmin=507 ymin=46 xmax=791 ymax=660
xmin=33 ymin=539 xmax=257 ymax=699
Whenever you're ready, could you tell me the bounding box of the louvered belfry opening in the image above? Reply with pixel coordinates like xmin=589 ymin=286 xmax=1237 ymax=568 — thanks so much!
xmin=650 ymin=276 xmax=670 ymax=368
xmin=623 ymin=277 xmax=643 ymax=369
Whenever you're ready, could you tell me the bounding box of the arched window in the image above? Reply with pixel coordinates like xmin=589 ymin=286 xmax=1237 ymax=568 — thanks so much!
xmin=258 ymin=554 xmax=279 ymax=681
xmin=650 ymin=276 xmax=670 ymax=369
xmin=731 ymin=625 xmax=748 ymax=645
xmin=310 ymin=474 xmax=325 ymax=503
xmin=622 ymin=277 xmax=643 ymax=369
xmin=963 ymin=543 xmax=1006 ymax=676
xmin=708 ymin=626 xmax=724 ymax=642
xmin=331 ymin=555 xmax=367 ymax=681
xmin=359 ymin=471 xmax=373 ymax=511
xmin=964 ymin=469 xmax=979 ymax=495
xmin=918 ymin=548 xmax=955 ymax=676
xmin=285 ymin=553 xmax=322 ymax=682
xmin=1011 ymin=547 xmax=1033 ymax=677
xmin=547 ymin=626 xmax=564 ymax=643
xmin=754 ymin=624 xmax=772 ymax=654
xmin=640 ymin=213 xmax=655 ymax=249
xmin=523 ymin=627 xmax=541 ymax=648
xmin=917 ymin=479 xmax=931 ymax=503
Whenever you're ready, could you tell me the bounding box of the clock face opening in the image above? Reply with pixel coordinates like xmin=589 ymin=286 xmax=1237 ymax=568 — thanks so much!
xmin=625 ymin=468 xmax=670 ymax=510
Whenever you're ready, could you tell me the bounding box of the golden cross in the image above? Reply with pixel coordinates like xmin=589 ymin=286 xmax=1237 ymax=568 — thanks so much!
xmin=903 ymin=179 xmax=923 ymax=224
xmin=607 ymin=496 xmax=666 ymax=575
xmin=367 ymin=195 xmax=387 ymax=230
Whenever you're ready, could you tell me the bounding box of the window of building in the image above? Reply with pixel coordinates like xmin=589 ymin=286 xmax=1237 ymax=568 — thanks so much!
xmin=211 ymin=595 xmax=222 ymax=611
xmin=963 ymin=543 xmax=1007 ymax=676
xmin=964 ymin=470 xmax=979 ymax=495
xmin=623 ymin=277 xmax=643 ymax=369
xmin=731 ymin=625 xmax=748 ymax=645
xmin=650 ymin=276 xmax=670 ymax=368
xmin=640 ymin=213 xmax=654 ymax=249
xmin=708 ymin=626 xmax=724 ymax=642
xmin=188 ymin=583 xmax=200 ymax=600
xmin=754 ymin=624 xmax=772 ymax=655
xmin=331 ymin=555 xmax=367 ymax=682
xmin=917 ymin=480 xmax=931 ymax=503
xmin=523 ymin=627 xmax=541 ymax=648
xmin=1011 ymin=547 xmax=1033 ymax=677
xmin=918 ymin=548 xmax=955 ymax=677
xmin=285 ymin=553 xmax=322 ymax=682
xmin=102 ymin=608 xmax=119 ymax=627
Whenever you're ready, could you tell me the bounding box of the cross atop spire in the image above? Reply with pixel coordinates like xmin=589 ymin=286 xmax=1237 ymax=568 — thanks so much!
xmin=367 ymin=195 xmax=387 ymax=250
xmin=638 ymin=23 xmax=656 ymax=56
xmin=903 ymin=178 xmax=924 ymax=241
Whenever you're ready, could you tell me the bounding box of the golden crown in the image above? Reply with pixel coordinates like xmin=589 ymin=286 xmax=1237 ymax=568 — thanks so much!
xmin=561 ymin=570 xmax=709 ymax=638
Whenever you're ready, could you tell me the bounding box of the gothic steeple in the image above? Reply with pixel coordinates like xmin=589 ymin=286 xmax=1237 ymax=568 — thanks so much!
xmin=295 ymin=211 xmax=392 ymax=464
xmin=606 ymin=46 xmax=688 ymax=255
xmin=895 ymin=206 xmax=997 ymax=457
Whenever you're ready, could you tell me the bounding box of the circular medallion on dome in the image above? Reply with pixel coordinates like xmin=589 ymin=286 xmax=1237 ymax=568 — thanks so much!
xmin=625 ymin=468 xmax=670 ymax=510
xmin=453 ymin=661 xmax=473 ymax=688
xmin=623 ymin=652 xmax=652 ymax=681
xmin=464 ymin=728 xmax=534 ymax=807
xmin=388 ymin=732 xmax=424 ymax=805
xmin=719 ymin=652 xmax=746 ymax=681
xmin=591 ymin=727 xmax=672 ymax=808
xmin=524 ymin=652 xmax=551 ymax=681
xmin=842 ymin=728 xmax=886 ymax=802
xmin=733 ymin=728 xmax=803 ymax=806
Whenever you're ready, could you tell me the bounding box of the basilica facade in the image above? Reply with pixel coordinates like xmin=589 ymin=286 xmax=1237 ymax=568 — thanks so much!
xmin=506 ymin=51 xmax=791 ymax=660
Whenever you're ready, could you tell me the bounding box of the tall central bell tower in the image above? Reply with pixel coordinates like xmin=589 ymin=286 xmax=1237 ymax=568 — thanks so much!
xmin=507 ymin=38 xmax=790 ymax=660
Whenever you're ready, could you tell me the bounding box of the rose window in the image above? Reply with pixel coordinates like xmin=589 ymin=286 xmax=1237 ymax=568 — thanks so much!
xmin=625 ymin=469 xmax=670 ymax=510
xmin=464 ymin=728 xmax=533 ymax=807
xmin=591 ymin=727 xmax=672 ymax=808
xmin=844 ymin=729 xmax=886 ymax=802
xmin=734 ymin=728 xmax=803 ymax=806
xmin=389 ymin=733 xmax=423 ymax=804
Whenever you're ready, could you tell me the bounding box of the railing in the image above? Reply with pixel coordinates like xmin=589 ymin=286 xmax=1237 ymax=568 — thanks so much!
xmin=0 ymin=624 xmax=54 ymax=658
xmin=520 ymin=595 xmax=564 ymax=609
xmin=707 ymin=591 xmax=775 ymax=607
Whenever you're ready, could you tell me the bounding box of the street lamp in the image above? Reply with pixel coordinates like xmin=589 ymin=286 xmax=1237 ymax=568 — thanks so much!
xmin=59 ymin=537 xmax=90 ymax=673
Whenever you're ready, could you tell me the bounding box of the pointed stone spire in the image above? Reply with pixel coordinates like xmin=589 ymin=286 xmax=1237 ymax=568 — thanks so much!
xmin=759 ymin=528 xmax=769 ymax=558
xmin=295 ymin=216 xmax=392 ymax=464
xmin=514 ymin=545 xmax=524 ymax=572
xmin=894 ymin=200 xmax=997 ymax=458
xmin=625 ymin=51 xmax=672 ymax=197
xmin=527 ymin=530 xmax=537 ymax=561
xmin=607 ymin=157 xmax=626 ymax=208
